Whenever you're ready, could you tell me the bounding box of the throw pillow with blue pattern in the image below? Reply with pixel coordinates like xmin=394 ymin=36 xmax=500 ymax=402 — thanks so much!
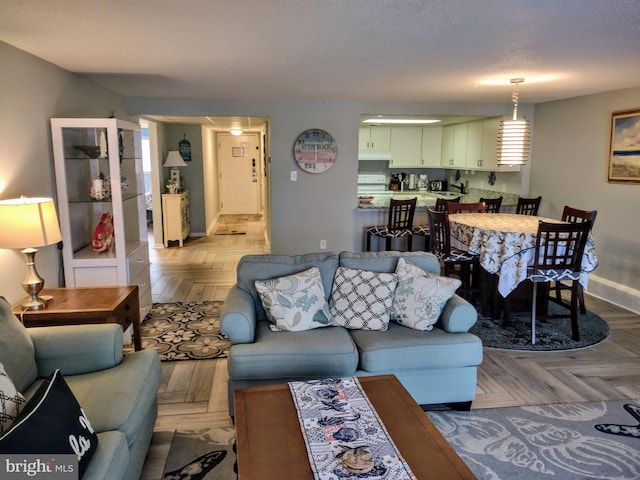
xmin=255 ymin=267 xmax=332 ymax=331
xmin=329 ymin=267 xmax=398 ymax=331
xmin=391 ymin=258 xmax=461 ymax=330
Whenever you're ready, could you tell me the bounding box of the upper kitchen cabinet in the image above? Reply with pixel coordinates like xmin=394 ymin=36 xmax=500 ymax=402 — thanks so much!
xmin=389 ymin=127 xmax=423 ymax=168
xmin=441 ymin=123 xmax=468 ymax=168
xmin=359 ymin=126 xmax=391 ymax=152
xmin=465 ymin=118 xmax=520 ymax=171
xmin=50 ymin=118 xmax=151 ymax=320
xmin=421 ymin=126 xmax=443 ymax=167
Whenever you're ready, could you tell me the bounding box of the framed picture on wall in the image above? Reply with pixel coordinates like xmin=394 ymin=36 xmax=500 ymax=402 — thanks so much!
xmin=609 ymin=109 xmax=640 ymax=183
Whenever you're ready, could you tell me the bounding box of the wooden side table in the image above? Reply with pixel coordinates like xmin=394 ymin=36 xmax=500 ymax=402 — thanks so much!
xmin=12 ymin=286 xmax=142 ymax=351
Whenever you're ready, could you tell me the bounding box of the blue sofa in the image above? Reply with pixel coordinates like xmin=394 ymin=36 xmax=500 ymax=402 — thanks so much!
xmin=220 ymin=251 xmax=483 ymax=416
xmin=0 ymin=297 xmax=161 ymax=480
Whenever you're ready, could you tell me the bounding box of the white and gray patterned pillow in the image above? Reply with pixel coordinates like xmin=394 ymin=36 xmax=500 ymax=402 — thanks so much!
xmin=329 ymin=267 xmax=398 ymax=331
xmin=391 ymin=258 xmax=461 ymax=330
xmin=255 ymin=267 xmax=332 ymax=331
xmin=0 ymin=361 xmax=25 ymax=434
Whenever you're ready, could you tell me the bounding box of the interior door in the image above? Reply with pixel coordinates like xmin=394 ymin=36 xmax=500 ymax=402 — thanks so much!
xmin=219 ymin=134 xmax=260 ymax=214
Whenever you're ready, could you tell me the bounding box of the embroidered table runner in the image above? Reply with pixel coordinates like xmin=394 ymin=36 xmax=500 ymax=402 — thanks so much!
xmin=289 ymin=377 xmax=416 ymax=480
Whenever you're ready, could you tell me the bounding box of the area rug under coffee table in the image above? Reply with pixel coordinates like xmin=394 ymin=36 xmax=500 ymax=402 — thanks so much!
xmin=140 ymin=301 xmax=229 ymax=361
xmin=162 ymin=426 xmax=236 ymax=480
xmin=428 ymin=398 xmax=640 ymax=479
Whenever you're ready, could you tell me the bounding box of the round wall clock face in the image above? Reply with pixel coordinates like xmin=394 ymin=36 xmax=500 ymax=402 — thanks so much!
xmin=293 ymin=129 xmax=337 ymax=173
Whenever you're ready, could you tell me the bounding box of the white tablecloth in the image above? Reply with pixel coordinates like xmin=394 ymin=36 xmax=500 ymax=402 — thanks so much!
xmin=449 ymin=213 xmax=598 ymax=297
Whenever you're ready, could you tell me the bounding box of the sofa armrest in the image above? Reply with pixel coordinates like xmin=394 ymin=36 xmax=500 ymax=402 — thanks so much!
xmin=437 ymin=294 xmax=478 ymax=333
xmin=30 ymin=324 xmax=124 ymax=377
xmin=220 ymin=285 xmax=258 ymax=344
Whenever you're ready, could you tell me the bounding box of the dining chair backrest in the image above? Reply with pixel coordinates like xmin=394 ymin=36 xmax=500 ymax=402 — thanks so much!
xmin=516 ymin=196 xmax=542 ymax=216
xmin=532 ymin=220 xmax=591 ymax=276
xmin=479 ymin=196 xmax=503 ymax=213
xmin=426 ymin=208 xmax=451 ymax=257
xmin=561 ymin=205 xmax=597 ymax=229
xmin=388 ymin=197 xmax=417 ymax=231
xmin=434 ymin=197 xmax=460 ymax=212
xmin=446 ymin=201 xmax=486 ymax=214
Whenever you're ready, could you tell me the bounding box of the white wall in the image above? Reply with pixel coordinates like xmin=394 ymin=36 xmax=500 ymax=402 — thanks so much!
xmin=0 ymin=42 xmax=129 ymax=304
xmin=531 ymin=86 xmax=640 ymax=313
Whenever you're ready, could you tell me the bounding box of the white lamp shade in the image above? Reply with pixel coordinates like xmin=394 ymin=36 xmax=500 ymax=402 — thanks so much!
xmin=163 ymin=151 xmax=188 ymax=167
xmin=0 ymin=197 xmax=62 ymax=249
xmin=497 ymin=118 xmax=531 ymax=166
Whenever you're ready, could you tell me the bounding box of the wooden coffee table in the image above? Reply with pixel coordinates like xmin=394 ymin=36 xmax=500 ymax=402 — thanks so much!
xmin=12 ymin=286 xmax=142 ymax=351
xmin=234 ymin=374 xmax=475 ymax=479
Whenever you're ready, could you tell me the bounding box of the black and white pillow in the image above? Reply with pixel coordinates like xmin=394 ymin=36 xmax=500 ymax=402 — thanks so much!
xmin=0 ymin=361 xmax=25 ymax=434
xmin=0 ymin=370 xmax=98 ymax=477
xmin=329 ymin=267 xmax=398 ymax=331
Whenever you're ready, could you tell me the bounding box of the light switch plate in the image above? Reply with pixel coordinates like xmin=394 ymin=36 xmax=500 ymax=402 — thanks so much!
xmin=290 ymin=171 xmax=297 ymax=181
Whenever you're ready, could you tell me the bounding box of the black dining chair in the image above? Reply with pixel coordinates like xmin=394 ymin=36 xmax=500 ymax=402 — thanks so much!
xmin=411 ymin=197 xmax=460 ymax=249
xmin=553 ymin=205 xmax=598 ymax=314
xmin=426 ymin=208 xmax=479 ymax=299
xmin=479 ymin=196 xmax=503 ymax=213
xmin=516 ymin=196 xmax=541 ymax=216
xmin=505 ymin=220 xmax=591 ymax=344
xmin=365 ymin=197 xmax=417 ymax=251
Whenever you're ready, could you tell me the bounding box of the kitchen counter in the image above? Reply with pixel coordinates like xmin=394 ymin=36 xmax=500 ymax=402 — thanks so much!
xmin=357 ymin=188 xmax=518 ymax=210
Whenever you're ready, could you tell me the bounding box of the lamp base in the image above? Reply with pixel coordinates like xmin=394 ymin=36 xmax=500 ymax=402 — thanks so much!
xmin=21 ymin=296 xmax=46 ymax=311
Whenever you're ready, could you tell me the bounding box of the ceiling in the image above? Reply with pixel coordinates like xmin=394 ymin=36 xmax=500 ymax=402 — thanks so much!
xmin=2 ymin=0 xmax=640 ymax=110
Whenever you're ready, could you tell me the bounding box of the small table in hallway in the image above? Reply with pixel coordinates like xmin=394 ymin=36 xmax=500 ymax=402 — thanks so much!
xmin=234 ymin=375 xmax=475 ymax=480
xmin=448 ymin=213 xmax=598 ymax=298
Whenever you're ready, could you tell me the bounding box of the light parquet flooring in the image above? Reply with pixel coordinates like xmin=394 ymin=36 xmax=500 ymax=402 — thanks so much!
xmin=140 ymin=215 xmax=640 ymax=478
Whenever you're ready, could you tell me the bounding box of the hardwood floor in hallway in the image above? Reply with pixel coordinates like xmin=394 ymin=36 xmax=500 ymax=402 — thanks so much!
xmin=140 ymin=215 xmax=640 ymax=478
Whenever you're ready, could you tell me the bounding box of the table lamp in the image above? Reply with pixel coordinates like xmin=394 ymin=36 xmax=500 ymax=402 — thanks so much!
xmin=0 ymin=197 xmax=62 ymax=310
xmin=163 ymin=151 xmax=188 ymax=191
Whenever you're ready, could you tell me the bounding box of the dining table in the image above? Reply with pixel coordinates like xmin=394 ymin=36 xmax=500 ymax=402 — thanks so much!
xmin=448 ymin=213 xmax=598 ymax=299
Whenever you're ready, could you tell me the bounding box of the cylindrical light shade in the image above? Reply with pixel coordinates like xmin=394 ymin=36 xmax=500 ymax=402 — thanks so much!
xmin=0 ymin=197 xmax=62 ymax=248
xmin=497 ymin=119 xmax=531 ymax=166
xmin=163 ymin=151 xmax=188 ymax=167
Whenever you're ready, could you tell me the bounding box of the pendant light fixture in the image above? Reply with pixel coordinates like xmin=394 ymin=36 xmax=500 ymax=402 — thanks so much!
xmin=497 ymin=78 xmax=531 ymax=166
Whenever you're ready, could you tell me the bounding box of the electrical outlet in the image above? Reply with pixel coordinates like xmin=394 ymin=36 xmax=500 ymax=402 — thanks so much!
xmin=290 ymin=171 xmax=297 ymax=181
xmin=320 ymin=239 xmax=327 ymax=249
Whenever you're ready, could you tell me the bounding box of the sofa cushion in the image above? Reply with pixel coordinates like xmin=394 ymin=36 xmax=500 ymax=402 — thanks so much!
xmin=391 ymin=258 xmax=461 ymax=331
xmin=255 ymin=267 xmax=332 ymax=331
xmin=236 ymin=252 xmax=339 ymax=322
xmin=0 ymin=361 xmax=25 ymax=433
xmin=350 ymin=322 xmax=483 ymax=372
xmin=228 ymin=322 xmax=358 ymax=380
xmin=36 ymin=350 xmax=162 ymax=449
xmin=339 ymin=251 xmax=440 ymax=276
xmin=0 ymin=297 xmax=38 ymax=393
xmin=329 ymin=267 xmax=397 ymax=331
xmin=0 ymin=370 xmax=98 ymax=477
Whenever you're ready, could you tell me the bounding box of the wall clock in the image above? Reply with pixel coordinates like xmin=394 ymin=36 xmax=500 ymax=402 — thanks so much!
xmin=293 ymin=129 xmax=337 ymax=173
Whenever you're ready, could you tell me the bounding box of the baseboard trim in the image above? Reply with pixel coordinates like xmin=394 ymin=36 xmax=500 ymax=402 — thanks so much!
xmin=586 ymin=274 xmax=640 ymax=315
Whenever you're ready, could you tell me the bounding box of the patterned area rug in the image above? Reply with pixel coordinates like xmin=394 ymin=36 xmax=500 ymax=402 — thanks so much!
xmin=471 ymin=301 xmax=609 ymax=351
xmin=140 ymin=301 xmax=229 ymax=361
xmin=162 ymin=426 xmax=236 ymax=480
xmin=214 ymin=223 xmax=247 ymax=235
xmin=428 ymin=398 xmax=640 ymax=479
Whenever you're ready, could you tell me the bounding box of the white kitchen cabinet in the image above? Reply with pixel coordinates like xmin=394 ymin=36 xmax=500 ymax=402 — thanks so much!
xmin=359 ymin=126 xmax=391 ymax=151
xmin=464 ymin=118 xmax=519 ymax=171
xmin=421 ymin=126 xmax=443 ymax=167
xmin=441 ymin=123 xmax=468 ymax=168
xmin=389 ymin=127 xmax=423 ymax=167
xmin=162 ymin=191 xmax=190 ymax=247
xmin=51 ymin=118 xmax=152 ymax=320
